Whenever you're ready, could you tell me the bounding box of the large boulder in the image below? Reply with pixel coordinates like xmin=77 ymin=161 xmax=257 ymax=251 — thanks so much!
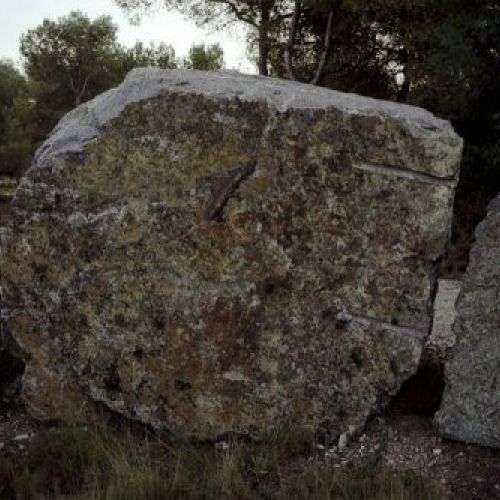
xmin=0 ymin=69 xmax=462 ymax=439
xmin=435 ymin=195 xmax=500 ymax=448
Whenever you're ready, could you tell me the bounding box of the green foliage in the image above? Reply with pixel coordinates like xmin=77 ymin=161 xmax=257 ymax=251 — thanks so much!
xmin=0 ymin=60 xmax=32 ymax=177
xmin=20 ymin=11 xmax=122 ymax=109
xmin=0 ymin=143 xmax=33 ymax=178
xmin=121 ymin=41 xmax=177 ymax=73
xmin=17 ymin=11 xmax=124 ymax=152
xmin=183 ymin=43 xmax=225 ymax=71
xmin=0 ymin=61 xmax=27 ymax=141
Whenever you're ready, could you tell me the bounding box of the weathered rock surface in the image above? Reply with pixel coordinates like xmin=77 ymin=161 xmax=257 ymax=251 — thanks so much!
xmin=426 ymin=279 xmax=461 ymax=360
xmin=0 ymin=69 xmax=462 ymax=439
xmin=435 ymin=195 xmax=500 ymax=448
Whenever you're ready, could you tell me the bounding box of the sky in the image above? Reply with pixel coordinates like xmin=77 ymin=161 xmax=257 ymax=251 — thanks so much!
xmin=0 ymin=0 xmax=255 ymax=73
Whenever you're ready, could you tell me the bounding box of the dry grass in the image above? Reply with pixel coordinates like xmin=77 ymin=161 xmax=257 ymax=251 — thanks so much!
xmin=0 ymin=420 xmax=442 ymax=500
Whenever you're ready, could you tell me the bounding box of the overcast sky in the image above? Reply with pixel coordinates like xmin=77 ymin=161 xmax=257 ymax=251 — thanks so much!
xmin=0 ymin=0 xmax=255 ymax=72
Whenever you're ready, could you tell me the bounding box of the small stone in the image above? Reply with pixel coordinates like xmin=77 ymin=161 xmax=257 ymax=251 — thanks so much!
xmin=316 ymin=444 xmax=325 ymax=451
xmin=13 ymin=433 xmax=31 ymax=441
xmin=338 ymin=433 xmax=348 ymax=449
xmin=215 ymin=441 xmax=229 ymax=451
xmin=432 ymin=448 xmax=442 ymax=456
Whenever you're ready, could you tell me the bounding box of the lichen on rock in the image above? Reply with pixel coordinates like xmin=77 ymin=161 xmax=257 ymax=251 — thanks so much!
xmin=0 ymin=69 xmax=462 ymax=439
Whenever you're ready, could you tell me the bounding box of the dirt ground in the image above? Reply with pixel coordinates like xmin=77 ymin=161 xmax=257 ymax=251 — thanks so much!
xmin=335 ymin=414 xmax=500 ymax=500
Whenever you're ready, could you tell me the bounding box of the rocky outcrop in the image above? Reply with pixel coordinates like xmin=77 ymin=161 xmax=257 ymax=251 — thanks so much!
xmin=435 ymin=195 xmax=500 ymax=448
xmin=0 ymin=69 xmax=462 ymax=439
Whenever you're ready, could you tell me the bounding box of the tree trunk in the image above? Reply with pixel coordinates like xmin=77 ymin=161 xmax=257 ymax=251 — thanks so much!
xmin=285 ymin=1 xmax=333 ymax=86
xmin=258 ymin=1 xmax=271 ymax=76
xmin=397 ymin=61 xmax=410 ymax=102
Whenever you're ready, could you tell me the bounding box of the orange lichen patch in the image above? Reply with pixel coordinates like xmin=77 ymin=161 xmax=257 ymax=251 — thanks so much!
xmin=202 ymin=299 xmax=262 ymax=372
xmin=24 ymin=364 xmax=88 ymax=423
xmin=9 ymin=313 xmax=36 ymax=336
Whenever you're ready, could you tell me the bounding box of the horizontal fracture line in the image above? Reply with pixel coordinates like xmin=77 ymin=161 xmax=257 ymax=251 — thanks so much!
xmin=353 ymin=161 xmax=456 ymax=187
xmin=337 ymin=311 xmax=427 ymax=340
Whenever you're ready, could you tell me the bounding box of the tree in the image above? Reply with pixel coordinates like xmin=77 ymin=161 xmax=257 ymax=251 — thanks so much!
xmin=20 ymin=11 xmax=123 ymax=110
xmin=115 ymin=0 xmax=292 ymax=75
xmin=284 ymin=0 xmax=334 ymax=84
xmin=19 ymin=11 xmax=182 ymax=151
xmin=0 ymin=60 xmax=27 ymax=143
xmin=0 ymin=60 xmax=32 ymax=177
xmin=183 ymin=43 xmax=224 ymax=70
xmin=120 ymin=41 xmax=177 ymax=74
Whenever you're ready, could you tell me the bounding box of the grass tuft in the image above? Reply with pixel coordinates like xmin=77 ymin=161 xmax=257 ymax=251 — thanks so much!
xmin=0 ymin=421 xmax=442 ymax=499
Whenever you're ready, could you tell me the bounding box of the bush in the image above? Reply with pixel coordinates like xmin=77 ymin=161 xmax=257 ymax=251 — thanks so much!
xmin=0 ymin=142 xmax=32 ymax=178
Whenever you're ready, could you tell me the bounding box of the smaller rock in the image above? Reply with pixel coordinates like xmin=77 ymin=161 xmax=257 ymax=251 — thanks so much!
xmin=338 ymin=433 xmax=348 ymax=449
xmin=432 ymin=448 xmax=442 ymax=456
xmin=215 ymin=441 xmax=229 ymax=451
xmin=427 ymin=279 xmax=461 ymax=359
xmin=13 ymin=433 xmax=31 ymax=441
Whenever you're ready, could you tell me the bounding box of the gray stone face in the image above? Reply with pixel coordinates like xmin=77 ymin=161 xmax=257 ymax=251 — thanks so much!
xmin=426 ymin=279 xmax=461 ymax=359
xmin=435 ymin=195 xmax=500 ymax=448
xmin=0 ymin=69 xmax=462 ymax=439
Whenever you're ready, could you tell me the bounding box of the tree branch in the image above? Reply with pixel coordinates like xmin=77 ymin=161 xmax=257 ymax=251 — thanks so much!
xmin=310 ymin=9 xmax=333 ymax=85
xmin=284 ymin=0 xmax=301 ymax=81
xmin=216 ymin=0 xmax=258 ymax=28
